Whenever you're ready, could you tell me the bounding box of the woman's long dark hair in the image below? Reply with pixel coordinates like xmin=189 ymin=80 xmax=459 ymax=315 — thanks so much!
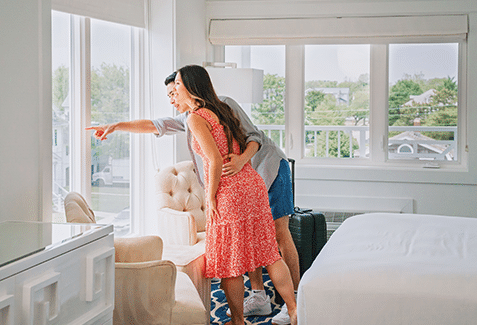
xmin=178 ymin=65 xmax=247 ymax=154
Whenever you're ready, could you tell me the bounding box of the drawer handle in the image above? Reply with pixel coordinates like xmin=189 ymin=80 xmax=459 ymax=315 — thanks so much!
xmin=0 ymin=294 xmax=14 ymax=325
xmin=86 ymin=247 xmax=114 ymax=302
xmin=23 ymin=271 xmax=60 ymax=325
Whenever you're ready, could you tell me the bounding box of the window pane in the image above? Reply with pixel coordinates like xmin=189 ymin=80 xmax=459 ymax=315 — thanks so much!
xmin=304 ymin=45 xmax=370 ymax=159
xmin=52 ymin=11 xmax=71 ymax=221
xmin=90 ymin=19 xmax=131 ymax=236
xmin=388 ymin=43 xmax=459 ymax=161
xmin=225 ymin=45 xmax=286 ymax=150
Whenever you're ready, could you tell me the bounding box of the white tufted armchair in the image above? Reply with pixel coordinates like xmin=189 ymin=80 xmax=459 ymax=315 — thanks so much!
xmin=155 ymin=161 xmax=211 ymax=323
xmin=155 ymin=160 xmax=206 ymax=246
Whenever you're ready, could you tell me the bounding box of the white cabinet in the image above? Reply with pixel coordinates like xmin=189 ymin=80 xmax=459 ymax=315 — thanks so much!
xmin=0 ymin=222 xmax=114 ymax=325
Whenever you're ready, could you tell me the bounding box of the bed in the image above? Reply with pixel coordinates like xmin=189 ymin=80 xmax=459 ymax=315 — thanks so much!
xmin=297 ymin=213 xmax=477 ymax=325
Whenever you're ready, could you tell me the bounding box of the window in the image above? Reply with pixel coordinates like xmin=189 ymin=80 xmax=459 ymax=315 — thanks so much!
xmin=224 ymin=41 xmax=464 ymax=169
xmin=90 ymin=19 xmax=131 ymax=235
xmin=388 ymin=43 xmax=459 ymax=162
xmin=214 ymin=15 xmax=467 ymax=175
xmin=225 ymin=45 xmax=286 ymax=149
xmin=52 ymin=11 xmax=143 ymax=236
xmin=52 ymin=11 xmax=71 ymax=217
xmin=304 ymin=45 xmax=370 ymax=159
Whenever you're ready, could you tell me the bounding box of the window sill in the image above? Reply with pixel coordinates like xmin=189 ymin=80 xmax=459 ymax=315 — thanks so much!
xmin=295 ymin=158 xmax=473 ymax=185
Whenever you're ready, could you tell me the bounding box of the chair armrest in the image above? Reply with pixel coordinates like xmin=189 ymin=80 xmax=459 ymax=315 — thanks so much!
xmin=114 ymin=260 xmax=177 ymax=324
xmin=157 ymin=207 xmax=198 ymax=246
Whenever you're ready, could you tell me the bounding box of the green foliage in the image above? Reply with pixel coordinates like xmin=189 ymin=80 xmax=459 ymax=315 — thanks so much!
xmin=90 ymin=63 xmax=130 ymax=160
xmin=305 ymin=80 xmax=338 ymax=89
xmin=251 ymin=73 xmax=285 ymax=125
xmin=306 ymin=131 xmax=359 ymax=158
xmin=305 ymin=94 xmax=345 ymax=126
xmin=91 ymin=63 xmax=130 ymax=124
xmin=347 ymin=85 xmax=369 ymax=126
xmin=421 ymin=105 xmax=457 ymax=140
xmin=305 ymin=90 xmax=326 ymax=112
xmin=388 ymin=79 xmax=423 ymax=109
xmin=52 ymin=62 xmax=131 ymax=163
xmin=52 ymin=65 xmax=69 ymax=111
xmin=388 ymin=75 xmax=458 ymax=141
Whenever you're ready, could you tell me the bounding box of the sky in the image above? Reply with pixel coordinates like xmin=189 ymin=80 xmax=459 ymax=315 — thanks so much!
xmin=225 ymin=43 xmax=459 ymax=85
xmin=52 ymin=11 xmax=131 ymax=71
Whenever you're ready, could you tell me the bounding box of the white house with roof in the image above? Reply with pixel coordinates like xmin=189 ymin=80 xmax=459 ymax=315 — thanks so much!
xmin=404 ymin=89 xmax=436 ymax=106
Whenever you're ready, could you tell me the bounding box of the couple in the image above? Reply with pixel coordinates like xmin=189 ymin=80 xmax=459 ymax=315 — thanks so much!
xmin=88 ymin=65 xmax=298 ymax=325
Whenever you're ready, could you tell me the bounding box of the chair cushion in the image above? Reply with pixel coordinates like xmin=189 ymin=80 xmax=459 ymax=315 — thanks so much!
xmin=171 ymin=272 xmax=207 ymax=324
xmin=64 ymin=191 xmax=96 ymax=223
xmin=155 ymin=161 xmax=207 ymax=232
xmin=114 ymin=236 xmax=163 ymax=263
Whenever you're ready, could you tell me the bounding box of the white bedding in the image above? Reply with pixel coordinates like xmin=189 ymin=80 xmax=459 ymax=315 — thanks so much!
xmin=297 ymin=213 xmax=477 ymax=325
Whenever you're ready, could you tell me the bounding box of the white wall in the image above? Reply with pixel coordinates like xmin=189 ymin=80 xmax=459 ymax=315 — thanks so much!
xmin=142 ymin=0 xmax=208 ymax=235
xmin=0 ymin=0 xmax=52 ymax=222
xmin=204 ymin=0 xmax=477 ymax=217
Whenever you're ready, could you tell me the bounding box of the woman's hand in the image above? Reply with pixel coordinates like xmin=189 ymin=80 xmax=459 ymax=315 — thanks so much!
xmin=85 ymin=124 xmax=117 ymax=141
xmin=206 ymin=196 xmax=220 ymax=221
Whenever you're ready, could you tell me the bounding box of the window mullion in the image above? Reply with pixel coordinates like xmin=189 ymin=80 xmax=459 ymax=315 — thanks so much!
xmin=70 ymin=15 xmax=91 ymax=198
xmin=369 ymin=44 xmax=388 ymax=164
xmin=130 ymin=27 xmax=146 ymax=235
xmin=286 ymin=45 xmax=305 ymax=159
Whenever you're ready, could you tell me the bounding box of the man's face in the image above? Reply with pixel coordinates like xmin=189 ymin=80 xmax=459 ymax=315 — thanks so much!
xmin=166 ymin=83 xmax=178 ymax=108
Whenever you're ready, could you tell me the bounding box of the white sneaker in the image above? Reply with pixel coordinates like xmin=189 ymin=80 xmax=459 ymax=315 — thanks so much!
xmin=272 ymin=303 xmax=291 ymax=325
xmin=226 ymin=291 xmax=272 ymax=317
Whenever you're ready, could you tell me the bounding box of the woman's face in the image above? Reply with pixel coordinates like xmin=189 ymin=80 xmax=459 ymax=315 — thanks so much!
xmin=173 ymin=72 xmax=193 ymax=113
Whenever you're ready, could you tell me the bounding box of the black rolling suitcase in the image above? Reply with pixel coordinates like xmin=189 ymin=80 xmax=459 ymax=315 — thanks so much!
xmin=287 ymin=158 xmax=327 ymax=278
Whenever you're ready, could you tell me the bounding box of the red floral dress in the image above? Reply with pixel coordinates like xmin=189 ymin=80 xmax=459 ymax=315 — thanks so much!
xmin=190 ymin=108 xmax=281 ymax=279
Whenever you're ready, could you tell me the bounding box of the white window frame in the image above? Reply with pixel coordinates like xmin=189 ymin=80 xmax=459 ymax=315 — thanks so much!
xmin=289 ymin=40 xmax=467 ymax=183
xmin=222 ymin=41 xmax=467 ymax=185
xmin=64 ymin=13 xmax=146 ymax=235
xmin=214 ymin=15 xmax=469 ymax=185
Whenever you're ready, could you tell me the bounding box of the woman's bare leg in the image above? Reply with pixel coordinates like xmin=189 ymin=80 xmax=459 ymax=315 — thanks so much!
xmin=265 ymin=259 xmax=297 ymax=325
xmin=222 ymin=275 xmax=245 ymax=325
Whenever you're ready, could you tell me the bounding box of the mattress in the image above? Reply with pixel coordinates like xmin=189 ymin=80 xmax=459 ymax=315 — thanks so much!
xmin=297 ymin=213 xmax=477 ymax=325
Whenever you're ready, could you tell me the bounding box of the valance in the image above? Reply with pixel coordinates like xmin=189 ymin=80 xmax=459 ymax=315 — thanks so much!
xmin=52 ymin=0 xmax=146 ymax=28
xmin=209 ymin=15 xmax=468 ymax=45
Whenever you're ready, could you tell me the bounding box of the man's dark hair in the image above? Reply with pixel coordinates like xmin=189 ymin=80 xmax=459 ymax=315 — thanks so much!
xmin=177 ymin=64 xmax=247 ymax=154
xmin=164 ymin=71 xmax=177 ymax=86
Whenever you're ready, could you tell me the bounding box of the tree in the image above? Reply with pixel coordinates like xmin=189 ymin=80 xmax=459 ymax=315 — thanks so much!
xmin=421 ymin=76 xmax=458 ymax=140
xmin=90 ymin=63 xmax=130 ymax=161
xmin=305 ymin=90 xmax=326 ymax=112
xmin=305 ymin=80 xmax=338 ymax=89
xmin=52 ymin=65 xmax=69 ymax=111
xmin=252 ymin=73 xmax=285 ymax=125
xmin=388 ymin=79 xmax=423 ymax=110
xmin=91 ymin=63 xmax=130 ymax=124
xmin=307 ymin=130 xmax=358 ymax=158
xmin=347 ymin=86 xmax=369 ymax=126
xmin=305 ymin=94 xmax=345 ymax=126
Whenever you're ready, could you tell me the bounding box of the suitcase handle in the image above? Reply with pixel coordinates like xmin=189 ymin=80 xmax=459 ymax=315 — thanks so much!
xmin=295 ymin=207 xmax=312 ymax=214
xmin=288 ymin=158 xmax=295 ymax=207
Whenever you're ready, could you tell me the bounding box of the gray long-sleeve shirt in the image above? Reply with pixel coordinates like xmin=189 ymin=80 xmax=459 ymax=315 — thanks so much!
xmin=151 ymin=96 xmax=287 ymax=190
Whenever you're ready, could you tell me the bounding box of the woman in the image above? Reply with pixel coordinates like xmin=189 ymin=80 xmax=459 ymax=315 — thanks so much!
xmin=173 ymin=65 xmax=297 ymax=325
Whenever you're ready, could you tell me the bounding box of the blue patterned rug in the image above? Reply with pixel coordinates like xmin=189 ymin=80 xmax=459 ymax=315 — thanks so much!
xmin=210 ymin=273 xmax=283 ymax=325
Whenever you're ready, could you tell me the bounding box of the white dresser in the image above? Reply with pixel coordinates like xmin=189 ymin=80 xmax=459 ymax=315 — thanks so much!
xmin=0 ymin=221 xmax=114 ymax=325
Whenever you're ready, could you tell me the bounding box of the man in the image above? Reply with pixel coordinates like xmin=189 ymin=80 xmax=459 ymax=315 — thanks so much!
xmin=87 ymin=72 xmax=300 ymax=325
